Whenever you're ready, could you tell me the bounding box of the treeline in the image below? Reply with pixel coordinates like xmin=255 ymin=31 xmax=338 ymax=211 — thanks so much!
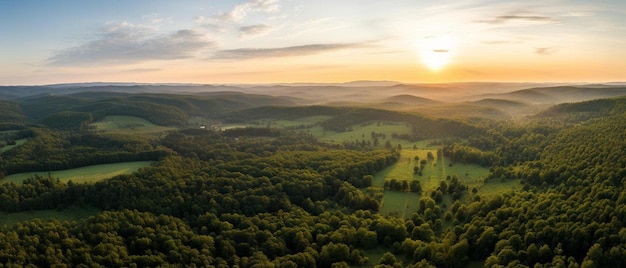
xmin=0 ymin=100 xmax=26 ymax=124
xmin=39 ymin=111 xmax=93 ymax=130
xmin=318 ymin=107 xmax=483 ymax=141
xmin=221 ymin=127 xmax=281 ymax=137
xmin=0 ymin=128 xmax=171 ymax=177
xmin=223 ymin=105 xmax=346 ymax=123
xmin=19 ymin=94 xmax=188 ymax=126
xmin=441 ymin=144 xmax=497 ymax=166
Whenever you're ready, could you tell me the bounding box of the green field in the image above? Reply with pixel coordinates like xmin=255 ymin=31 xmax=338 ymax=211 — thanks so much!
xmin=89 ymin=115 xmax=175 ymax=135
xmin=374 ymin=148 xmax=491 ymax=217
xmin=2 ymin=161 xmax=155 ymax=184
xmin=269 ymin=115 xmax=332 ymax=128
xmin=0 ymin=138 xmax=28 ymax=153
xmin=0 ymin=206 xmax=100 ymax=227
xmin=379 ymin=191 xmax=422 ymax=217
xmin=318 ymin=122 xmax=413 ymax=145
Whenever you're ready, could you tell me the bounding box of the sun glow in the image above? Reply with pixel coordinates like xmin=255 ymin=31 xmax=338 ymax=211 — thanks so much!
xmin=419 ymin=34 xmax=456 ymax=71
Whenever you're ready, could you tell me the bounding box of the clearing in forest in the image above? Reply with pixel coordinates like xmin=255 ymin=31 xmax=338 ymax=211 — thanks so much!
xmin=2 ymin=161 xmax=154 ymax=184
xmin=374 ymin=148 xmax=490 ymax=217
xmin=89 ymin=115 xmax=175 ymax=135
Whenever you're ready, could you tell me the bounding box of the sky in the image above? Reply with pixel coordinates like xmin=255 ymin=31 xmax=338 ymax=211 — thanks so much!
xmin=1 ymin=0 xmax=625 ymax=85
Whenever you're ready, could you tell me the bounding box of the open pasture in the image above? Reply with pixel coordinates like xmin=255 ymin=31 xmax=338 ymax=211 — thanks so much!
xmin=374 ymin=148 xmax=490 ymax=216
xmin=267 ymin=115 xmax=332 ymax=128
xmin=2 ymin=161 xmax=154 ymax=184
xmin=379 ymin=191 xmax=422 ymax=218
xmin=0 ymin=138 xmax=28 ymax=153
xmin=89 ymin=115 xmax=175 ymax=135
xmin=317 ymin=121 xmax=413 ymax=145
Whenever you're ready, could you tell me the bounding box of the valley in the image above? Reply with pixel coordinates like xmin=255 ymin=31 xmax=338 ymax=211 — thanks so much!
xmin=0 ymin=82 xmax=624 ymax=267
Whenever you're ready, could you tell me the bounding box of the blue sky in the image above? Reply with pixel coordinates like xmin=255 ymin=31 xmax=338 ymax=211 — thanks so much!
xmin=1 ymin=0 xmax=625 ymax=85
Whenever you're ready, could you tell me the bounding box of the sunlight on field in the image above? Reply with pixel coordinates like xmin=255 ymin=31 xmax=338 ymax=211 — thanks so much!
xmin=270 ymin=115 xmax=332 ymax=128
xmin=90 ymin=115 xmax=175 ymax=135
xmin=318 ymin=122 xmax=413 ymax=144
xmin=0 ymin=206 xmax=100 ymax=227
xmin=380 ymin=191 xmax=422 ymax=218
xmin=374 ymin=148 xmax=490 ymax=216
xmin=2 ymin=161 xmax=155 ymax=184
xmin=478 ymin=179 xmax=522 ymax=197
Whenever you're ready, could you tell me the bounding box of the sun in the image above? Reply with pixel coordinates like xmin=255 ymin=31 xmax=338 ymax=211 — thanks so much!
xmin=419 ymin=34 xmax=456 ymax=71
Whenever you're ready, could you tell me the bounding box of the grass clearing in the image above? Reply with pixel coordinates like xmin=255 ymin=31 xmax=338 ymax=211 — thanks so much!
xmin=268 ymin=115 xmax=331 ymax=128
xmin=374 ymin=148 xmax=490 ymax=217
xmin=89 ymin=115 xmax=175 ymax=136
xmin=2 ymin=161 xmax=154 ymax=184
xmin=318 ymin=122 xmax=413 ymax=145
xmin=0 ymin=138 xmax=28 ymax=153
xmin=0 ymin=206 xmax=100 ymax=227
xmin=379 ymin=191 xmax=422 ymax=218
xmin=476 ymin=179 xmax=522 ymax=197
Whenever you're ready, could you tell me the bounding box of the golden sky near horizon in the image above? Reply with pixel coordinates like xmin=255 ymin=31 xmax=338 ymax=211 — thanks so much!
xmin=1 ymin=0 xmax=625 ymax=85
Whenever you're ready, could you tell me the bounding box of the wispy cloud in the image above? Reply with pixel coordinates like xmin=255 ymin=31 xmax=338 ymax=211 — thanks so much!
xmin=48 ymin=22 xmax=215 ymax=66
xmin=476 ymin=13 xmax=558 ymax=25
xmin=481 ymin=40 xmax=521 ymax=45
xmin=216 ymin=0 xmax=279 ymax=22
xmin=212 ymin=42 xmax=367 ymax=60
xmin=535 ymin=47 xmax=557 ymax=55
xmin=239 ymin=24 xmax=273 ymax=38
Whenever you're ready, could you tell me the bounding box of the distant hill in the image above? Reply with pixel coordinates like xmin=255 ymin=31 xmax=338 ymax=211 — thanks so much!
xmin=468 ymin=98 xmax=534 ymax=115
xmin=14 ymin=91 xmax=297 ymax=126
xmin=535 ymin=96 xmax=626 ymax=123
xmin=383 ymin=95 xmax=440 ymax=105
xmin=475 ymin=86 xmax=626 ymax=105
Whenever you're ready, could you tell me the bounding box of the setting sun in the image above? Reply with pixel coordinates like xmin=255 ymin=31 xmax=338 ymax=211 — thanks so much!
xmin=419 ymin=34 xmax=456 ymax=71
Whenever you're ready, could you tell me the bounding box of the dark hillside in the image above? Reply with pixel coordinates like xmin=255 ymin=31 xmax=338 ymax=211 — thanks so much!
xmin=0 ymin=100 xmax=27 ymax=125
xmin=469 ymin=98 xmax=626 ymax=266
xmin=535 ymin=97 xmax=626 ymax=123
xmin=476 ymin=86 xmax=626 ymax=105
xmin=16 ymin=92 xmax=298 ymax=127
xmin=383 ymin=94 xmax=440 ymax=105
xmin=223 ymin=105 xmax=348 ymax=122
xmin=469 ymin=98 xmax=533 ymax=115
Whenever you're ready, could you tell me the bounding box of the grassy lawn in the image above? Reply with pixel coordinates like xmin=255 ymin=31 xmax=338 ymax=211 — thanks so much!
xmin=89 ymin=115 xmax=176 ymax=136
xmin=2 ymin=161 xmax=155 ymax=184
xmin=0 ymin=206 xmax=100 ymax=227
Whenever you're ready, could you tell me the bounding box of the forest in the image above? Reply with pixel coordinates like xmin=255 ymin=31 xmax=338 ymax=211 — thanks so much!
xmin=0 ymin=84 xmax=625 ymax=267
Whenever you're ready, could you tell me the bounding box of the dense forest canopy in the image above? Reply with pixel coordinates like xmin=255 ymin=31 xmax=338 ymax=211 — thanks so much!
xmin=0 ymin=83 xmax=625 ymax=267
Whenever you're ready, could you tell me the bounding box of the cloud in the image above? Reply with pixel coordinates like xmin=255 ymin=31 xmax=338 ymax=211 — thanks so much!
xmin=212 ymin=42 xmax=367 ymax=60
xmin=216 ymin=0 xmax=279 ymax=22
xmin=48 ymin=22 xmax=215 ymax=66
xmin=239 ymin=24 xmax=273 ymax=38
xmin=481 ymin=40 xmax=521 ymax=45
xmin=476 ymin=13 xmax=558 ymax=25
xmin=535 ymin=47 xmax=557 ymax=55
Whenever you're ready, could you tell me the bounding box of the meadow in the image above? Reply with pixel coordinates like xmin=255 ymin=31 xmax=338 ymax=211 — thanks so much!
xmin=2 ymin=161 xmax=154 ymax=184
xmin=89 ymin=115 xmax=175 ymax=135
xmin=0 ymin=138 xmax=28 ymax=153
xmin=269 ymin=118 xmax=501 ymax=217
xmin=373 ymin=148 xmax=491 ymax=217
